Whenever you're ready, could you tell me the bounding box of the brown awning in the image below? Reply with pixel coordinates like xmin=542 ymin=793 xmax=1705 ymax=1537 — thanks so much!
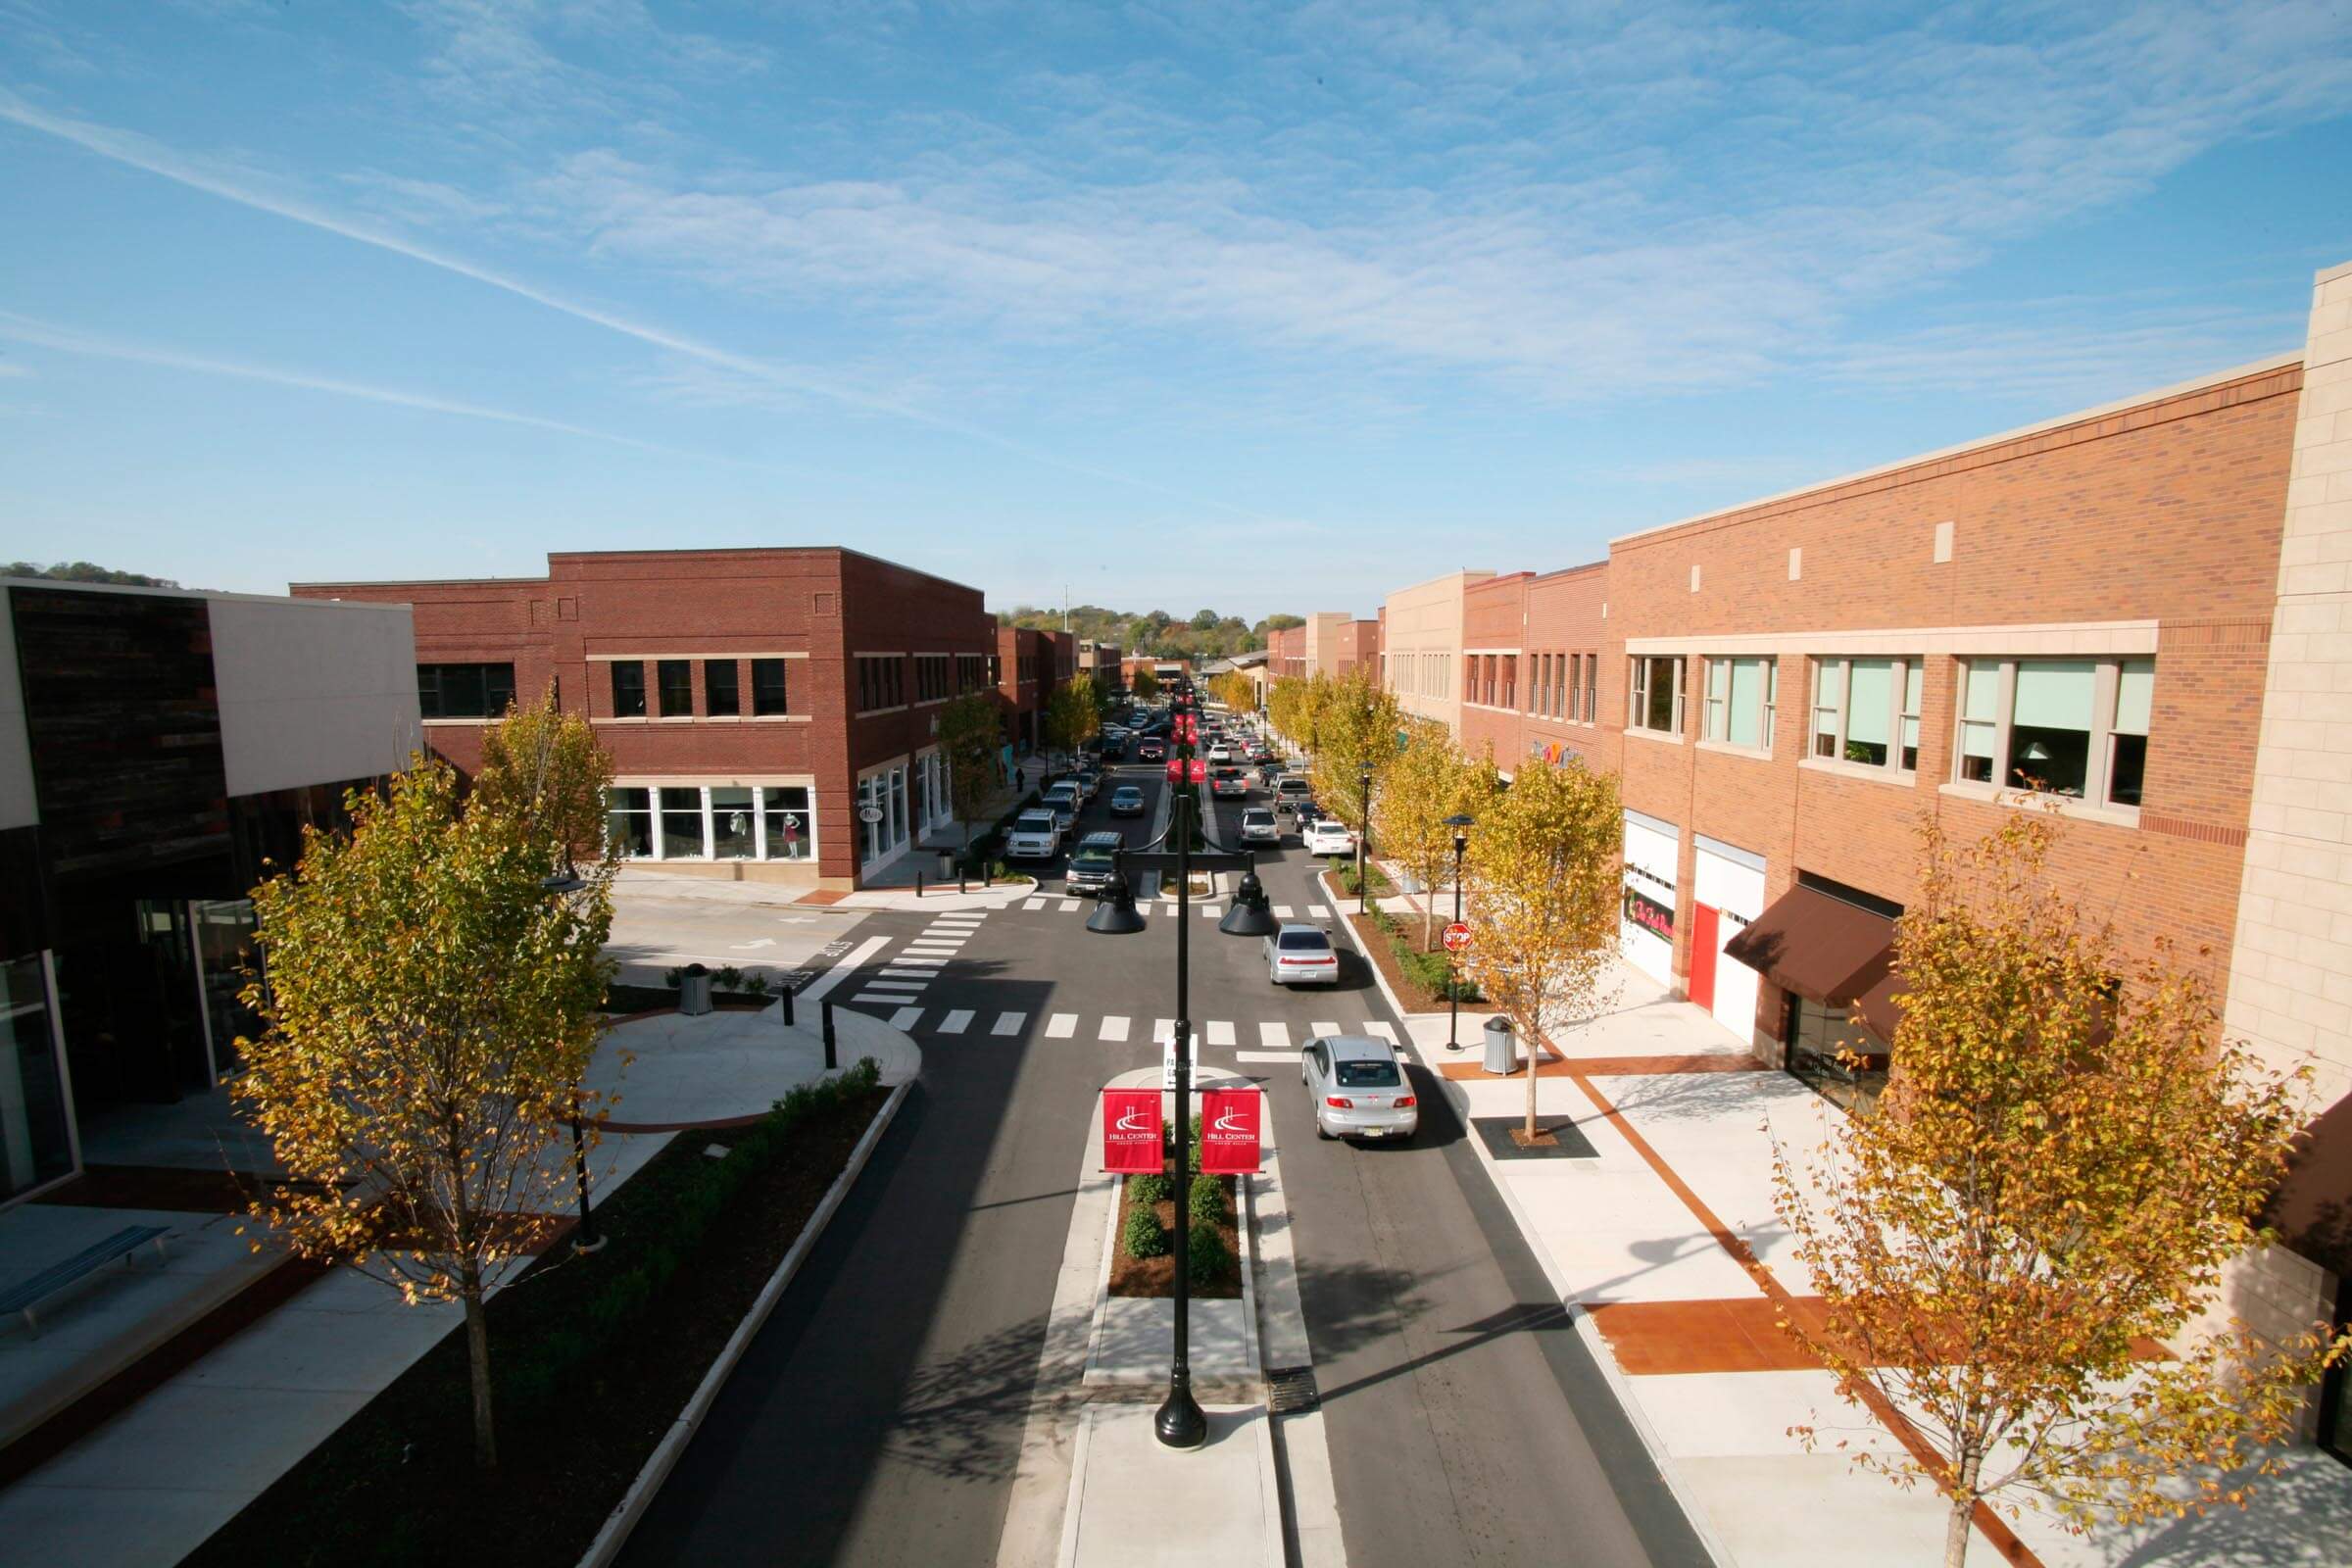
xmin=1722 ymin=884 xmax=1905 ymax=1039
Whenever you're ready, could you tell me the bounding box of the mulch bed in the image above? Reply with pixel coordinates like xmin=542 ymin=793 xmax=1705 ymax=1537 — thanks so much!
xmin=182 ymin=1084 xmax=891 ymax=1568
xmin=602 ymin=983 xmax=773 ymax=1014
xmin=1106 ymin=1174 xmax=1242 ymax=1300
xmin=1345 ymin=909 xmax=1453 ymax=1011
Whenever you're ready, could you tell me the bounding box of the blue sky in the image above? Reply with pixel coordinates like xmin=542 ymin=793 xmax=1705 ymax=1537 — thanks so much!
xmin=2 ymin=2 xmax=2347 ymax=618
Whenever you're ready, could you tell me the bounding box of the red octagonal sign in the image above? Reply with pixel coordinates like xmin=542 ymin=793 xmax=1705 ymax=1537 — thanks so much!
xmin=1443 ymin=921 xmax=1472 ymax=953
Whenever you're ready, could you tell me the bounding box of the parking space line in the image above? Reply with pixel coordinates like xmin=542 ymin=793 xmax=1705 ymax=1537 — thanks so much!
xmin=1099 ymin=1015 xmax=1131 ymax=1042
xmin=992 ymin=1011 xmax=1025 ymax=1036
xmin=938 ymin=1009 xmax=973 ymax=1034
xmin=1206 ymin=1020 xmax=1236 ymax=1047
xmin=1047 ymin=1012 xmax=1078 ymax=1039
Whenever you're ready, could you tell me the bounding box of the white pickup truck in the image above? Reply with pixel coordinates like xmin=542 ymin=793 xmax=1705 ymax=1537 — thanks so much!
xmin=1004 ymin=808 xmax=1062 ymax=860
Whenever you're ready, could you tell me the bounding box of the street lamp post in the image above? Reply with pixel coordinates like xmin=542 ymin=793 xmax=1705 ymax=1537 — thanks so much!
xmin=1443 ymin=812 xmax=1475 ymax=1052
xmin=1356 ymin=765 xmax=1373 ymax=917
xmin=542 ymin=867 xmax=608 ymax=1253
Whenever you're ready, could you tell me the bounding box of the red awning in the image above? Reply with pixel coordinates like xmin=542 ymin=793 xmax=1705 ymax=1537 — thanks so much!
xmin=1722 ymin=884 xmax=1905 ymax=1040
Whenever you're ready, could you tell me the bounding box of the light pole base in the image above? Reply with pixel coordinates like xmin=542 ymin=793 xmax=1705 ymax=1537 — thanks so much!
xmin=572 ymin=1232 xmax=609 ymax=1255
xmin=1155 ymin=1385 xmax=1207 ymax=1449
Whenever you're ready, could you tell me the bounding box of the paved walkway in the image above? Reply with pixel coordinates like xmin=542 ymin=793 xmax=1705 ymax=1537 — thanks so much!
xmin=1376 ymin=949 xmax=2352 ymax=1568
xmin=0 ymin=1005 xmax=925 ymax=1568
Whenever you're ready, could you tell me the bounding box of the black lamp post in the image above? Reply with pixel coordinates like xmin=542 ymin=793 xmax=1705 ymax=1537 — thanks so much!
xmin=1443 ymin=812 xmax=1475 ymax=1052
xmin=541 ymin=868 xmax=606 ymax=1253
xmin=1355 ymin=765 xmax=1374 ymax=916
xmin=1084 ymin=689 xmax=1267 ymax=1449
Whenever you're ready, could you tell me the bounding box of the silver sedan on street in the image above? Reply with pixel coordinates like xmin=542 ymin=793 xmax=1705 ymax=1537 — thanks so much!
xmin=1300 ymin=1034 xmax=1417 ymax=1142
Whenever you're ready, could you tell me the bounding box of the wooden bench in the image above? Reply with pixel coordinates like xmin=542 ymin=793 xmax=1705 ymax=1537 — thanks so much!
xmin=0 ymin=1225 xmax=172 ymax=1337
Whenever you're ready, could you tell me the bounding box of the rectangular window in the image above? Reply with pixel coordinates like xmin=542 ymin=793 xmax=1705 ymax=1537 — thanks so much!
xmin=1812 ymin=658 xmax=1843 ymax=759
xmin=2109 ymin=659 xmax=2151 ymax=808
xmin=1952 ymin=657 xmax=2152 ymax=810
xmin=710 ymin=787 xmax=756 ymax=859
xmin=658 ymin=659 xmax=693 ymax=718
xmin=1629 ymin=656 xmax=1683 ymax=735
xmin=606 ymin=786 xmax=654 ymax=858
xmin=0 ymin=955 xmax=73 ymax=1200
xmin=1585 ymin=654 xmax=1597 ymax=724
xmin=762 ymin=785 xmax=812 ymax=859
xmin=1810 ymin=657 xmax=1921 ymax=775
xmin=1844 ymin=659 xmax=1893 ymax=766
xmin=1702 ymin=657 xmax=1774 ymax=750
xmin=1900 ymin=662 xmax=1923 ymax=772
xmin=611 ymin=661 xmax=647 ymax=719
xmin=660 ymin=787 xmax=706 ymax=858
xmin=705 ymin=660 xmax=739 ymax=716
xmin=752 ymin=658 xmax=789 ymax=716
xmin=1958 ymin=662 xmax=1999 ymax=782
xmin=1704 ymin=657 xmax=1728 ymax=741
xmin=416 ymin=662 xmax=515 ymax=720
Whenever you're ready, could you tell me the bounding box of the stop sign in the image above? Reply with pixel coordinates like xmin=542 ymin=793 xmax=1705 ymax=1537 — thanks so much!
xmin=1443 ymin=921 xmax=1471 ymax=953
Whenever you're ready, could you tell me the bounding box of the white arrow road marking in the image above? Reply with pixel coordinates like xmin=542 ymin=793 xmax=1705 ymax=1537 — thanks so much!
xmin=729 ymin=939 xmax=778 ymax=950
xmin=776 ymin=916 xmax=818 ymax=924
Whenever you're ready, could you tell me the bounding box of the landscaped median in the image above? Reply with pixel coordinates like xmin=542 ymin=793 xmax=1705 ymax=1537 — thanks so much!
xmin=1317 ymin=865 xmax=1483 ymax=1011
xmin=181 ymin=1060 xmax=904 ymax=1568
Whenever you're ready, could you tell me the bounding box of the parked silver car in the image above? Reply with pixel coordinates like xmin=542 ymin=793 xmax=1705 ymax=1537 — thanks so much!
xmin=1301 ymin=1034 xmax=1417 ymax=1142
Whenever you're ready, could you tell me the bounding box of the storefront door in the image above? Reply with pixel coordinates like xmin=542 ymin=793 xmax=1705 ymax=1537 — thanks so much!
xmin=1688 ymin=906 xmax=1718 ymax=1010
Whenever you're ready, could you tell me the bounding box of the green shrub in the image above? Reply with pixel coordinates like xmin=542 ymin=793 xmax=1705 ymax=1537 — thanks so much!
xmin=744 ymin=973 xmax=770 ymax=997
xmin=1188 ymin=1175 xmax=1225 ymax=1226
xmin=1121 ymin=1205 xmax=1170 ymax=1259
xmin=1127 ymin=1172 xmax=1173 ymax=1205
xmin=1186 ymin=1225 xmax=1229 ymax=1285
xmin=715 ymin=964 xmax=744 ymax=989
xmin=662 ymin=966 xmax=684 ymax=989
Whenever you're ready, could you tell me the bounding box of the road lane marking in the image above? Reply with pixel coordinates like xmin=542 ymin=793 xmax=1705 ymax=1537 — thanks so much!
xmin=1258 ymin=1021 xmax=1289 ymax=1050
xmin=890 ymin=1006 xmax=922 ymax=1029
xmin=798 ymin=936 xmax=892 ymax=1006
xmin=1207 ymin=1021 xmax=1236 ymax=1047
xmin=1047 ymin=1012 xmax=1078 ymax=1039
xmin=1099 ymin=1015 xmax=1131 ymax=1042
xmin=992 ymin=1010 xmax=1026 ymax=1035
xmin=1272 ymin=905 xmax=1295 ymax=917
xmin=938 ymin=1009 xmax=974 ymax=1034
xmin=1236 ymin=1051 xmax=1294 ymax=1064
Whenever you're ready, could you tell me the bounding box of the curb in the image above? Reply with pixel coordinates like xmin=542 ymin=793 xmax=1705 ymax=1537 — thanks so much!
xmin=575 ymin=1077 xmax=912 ymax=1568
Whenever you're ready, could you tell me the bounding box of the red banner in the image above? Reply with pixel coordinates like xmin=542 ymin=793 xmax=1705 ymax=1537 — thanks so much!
xmin=1102 ymin=1089 xmax=1164 ymax=1174
xmin=1200 ymin=1088 xmax=1261 ymax=1174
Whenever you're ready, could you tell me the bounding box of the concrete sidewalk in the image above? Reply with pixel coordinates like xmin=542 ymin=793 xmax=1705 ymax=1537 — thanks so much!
xmin=1360 ymin=940 xmax=2352 ymax=1568
xmin=0 ymin=1010 xmax=925 ymax=1568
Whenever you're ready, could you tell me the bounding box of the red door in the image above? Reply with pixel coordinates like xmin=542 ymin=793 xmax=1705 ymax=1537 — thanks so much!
xmin=1688 ymin=904 xmax=1719 ymax=1011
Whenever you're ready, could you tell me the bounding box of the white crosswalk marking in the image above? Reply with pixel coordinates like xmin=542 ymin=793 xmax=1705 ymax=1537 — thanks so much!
xmin=1099 ymin=1015 xmax=1131 ymax=1042
xmin=862 ymin=983 xmax=923 ymax=996
xmin=1138 ymin=903 xmax=1152 ymax=917
xmin=1199 ymin=904 xmax=1219 ymax=917
xmin=1363 ymin=1021 xmax=1398 ymax=1045
xmin=854 ymin=991 xmax=909 ymax=1004
xmin=1207 ymin=1020 xmax=1236 ymax=1047
xmin=1023 ymin=899 xmax=1045 ymax=911
xmin=878 ymin=968 xmax=934 ymax=980
xmin=938 ymin=1009 xmax=974 ymax=1035
xmin=1272 ymin=905 xmax=1295 ymax=918
xmin=893 ymin=956 xmax=947 ymax=967
xmin=1310 ymin=1020 xmax=1342 ymax=1037
xmin=1308 ymin=904 xmax=1332 ymax=917
xmin=890 ymin=1006 xmax=921 ymax=1029
xmin=1059 ymin=900 xmax=1080 ymax=912
xmin=1236 ymin=1050 xmax=1293 ymax=1064
xmin=1152 ymin=1018 xmax=1174 ymax=1044
xmin=1047 ymin=1012 xmax=1078 ymax=1039
xmin=992 ymin=1011 xmax=1025 ymax=1036
xmin=905 ymin=943 xmax=962 ymax=954
xmin=1258 ymin=1021 xmax=1289 ymax=1050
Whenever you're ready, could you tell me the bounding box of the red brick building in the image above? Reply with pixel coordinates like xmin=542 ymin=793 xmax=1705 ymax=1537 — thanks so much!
xmin=293 ymin=547 xmax=995 ymax=890
xmin=1455 ymin=564 xmax=1612 ymax=774
xmin=997 ymin=625 xmax=1074 ymax=752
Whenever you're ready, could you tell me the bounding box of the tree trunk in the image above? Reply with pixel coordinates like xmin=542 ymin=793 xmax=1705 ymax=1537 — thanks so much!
xmin=463 ymin=1267 xmax=497 ymax=1471
xmin=1524 ymin=1013 xmax=1541 ymax=1139
xmin=1942 ymin=1450 xmax=1981 ymax=1568
xmin=1422 ymin=871 xmax=1437 ymax=949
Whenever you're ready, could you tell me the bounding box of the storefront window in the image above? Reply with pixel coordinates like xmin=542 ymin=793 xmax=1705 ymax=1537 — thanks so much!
xmin=1785 ymin=996 xmax=1888 ymax=1112
xmin=192 ymin=900 xmax=260 ymax=1079
xmin=660 ymin=787 xmax=706 ymax=858
xmin=762 ymin=786 xmax=811 ymax=859
xmin=0 ymin=956 xmax=74 ymax=1200
xmin=606 ymin=787 xmax=654 ymax=858
xmin=710 ymin=788 xmax=756 ymax=859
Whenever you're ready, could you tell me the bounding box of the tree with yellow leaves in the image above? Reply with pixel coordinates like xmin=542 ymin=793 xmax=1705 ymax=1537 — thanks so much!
xmin=1459 ymin=755 xmax=1622 ymax=1143
xmin=1375 ymin=720 xmax=1487 ymax=948
xmin=1770 ymin=813 xmax=2346 ymax=1566
xmin=1306 ymin=669 xmax=1401 ymax=834
xmin=234 ymin=756 xmax=615 ymax=1471
xmin=470 ymin=682 xmax=613 ymax=876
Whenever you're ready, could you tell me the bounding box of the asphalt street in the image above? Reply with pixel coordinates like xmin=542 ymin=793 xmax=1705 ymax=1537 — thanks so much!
xmin=618 ymin=722 xmax=1707 ymax=1567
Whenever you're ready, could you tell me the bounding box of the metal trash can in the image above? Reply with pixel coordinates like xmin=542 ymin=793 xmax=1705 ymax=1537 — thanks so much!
xmin=1483 ymin=1015 xmax=1516 ymax=1075
xmin=937 ymin=849 xmax=955 ymax=877
xmin=679 ymin=962 xmax=713 ymax=1016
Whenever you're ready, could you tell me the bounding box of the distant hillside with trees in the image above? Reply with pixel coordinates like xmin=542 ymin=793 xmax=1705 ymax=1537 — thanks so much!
xmin=6 ymin=560 xmax=185 ymax=589
xmin=997 ymin=605 xmax=1303 ymax=662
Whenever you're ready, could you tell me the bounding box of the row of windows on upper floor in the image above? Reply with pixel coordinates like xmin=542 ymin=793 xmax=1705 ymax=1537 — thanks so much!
xmin=1623 ymin=653 xmax=2156 ymax=813
xmin=1461 ymin=650 xmax=1603 ymax=724
xmin=415 ymin=654 xmax=997 ymax=721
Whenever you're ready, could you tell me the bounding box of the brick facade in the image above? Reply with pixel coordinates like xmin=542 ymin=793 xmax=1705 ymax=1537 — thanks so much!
xmin=293 ymin=548 xmax=993 ymax=889
xmin=1455 ymin=565 xmax=1614 ymax=774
